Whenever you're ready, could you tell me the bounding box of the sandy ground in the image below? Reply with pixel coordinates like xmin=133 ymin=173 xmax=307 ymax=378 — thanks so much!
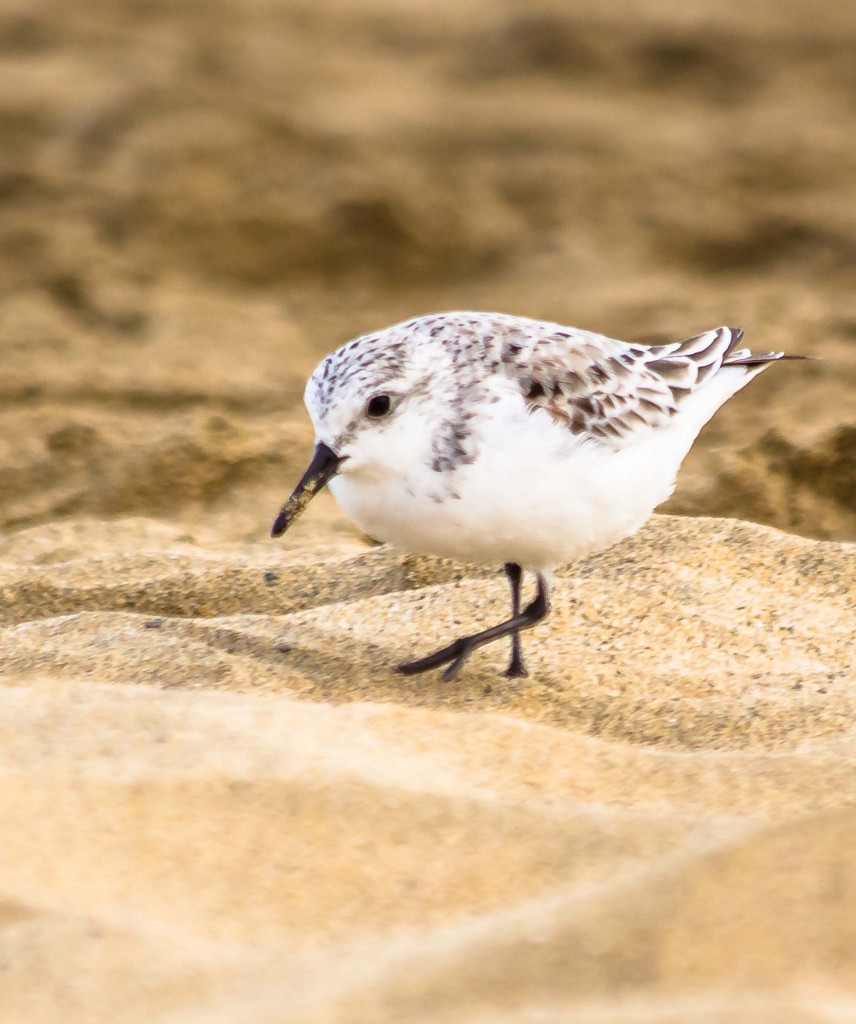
xmin=0 ymin=0 xmax=854 ymax=1021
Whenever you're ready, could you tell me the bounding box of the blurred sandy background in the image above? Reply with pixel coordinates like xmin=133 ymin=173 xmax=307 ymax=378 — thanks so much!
xmin=0 ymin=0 xmax=854 ymax=1021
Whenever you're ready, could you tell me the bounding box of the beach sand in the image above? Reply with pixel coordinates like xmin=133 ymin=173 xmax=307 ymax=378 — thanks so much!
xmin=0 ymin=0 xmax=854 ymax=1020
xmin=0 ymin=516 xmax=854 ymax=1023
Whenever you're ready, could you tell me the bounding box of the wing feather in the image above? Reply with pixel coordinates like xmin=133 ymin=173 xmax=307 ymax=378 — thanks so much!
xmin=497 ymin=322 xmax=750 ymax=448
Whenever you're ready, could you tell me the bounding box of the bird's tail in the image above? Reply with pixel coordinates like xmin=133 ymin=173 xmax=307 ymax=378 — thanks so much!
xmin=713 ymin=327 xmax=812 ymax=367
xmin=723 ymin=351 xmax=813 ymax=367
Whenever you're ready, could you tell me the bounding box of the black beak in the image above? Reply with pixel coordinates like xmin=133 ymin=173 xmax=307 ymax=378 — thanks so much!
xmin=271 ymin=441 xmax=345 ymax=538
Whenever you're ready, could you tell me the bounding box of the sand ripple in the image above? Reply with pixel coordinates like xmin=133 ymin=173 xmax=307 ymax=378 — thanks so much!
xmin=0 ymin=515 xmax=853 ymax=1022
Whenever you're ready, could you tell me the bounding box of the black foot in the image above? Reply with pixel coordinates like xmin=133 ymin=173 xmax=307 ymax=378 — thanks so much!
xmin=397 ymin=637 xmax=476 ymax=682
xmin=503 ymin=655 xmax=528 ymax=679
xmin=504 ymin=565 xmax=527 ymax=679
xmin=397 ymin=570 xmax=550 ymax=682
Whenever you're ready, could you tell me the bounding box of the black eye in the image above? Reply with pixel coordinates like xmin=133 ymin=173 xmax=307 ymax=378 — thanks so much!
xmin=366 ymin=394 xmax=392 ymax=419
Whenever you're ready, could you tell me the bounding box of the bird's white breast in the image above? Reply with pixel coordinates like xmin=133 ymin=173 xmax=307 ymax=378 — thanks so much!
xmin=328 ymin=390 xmax=701 ymax=570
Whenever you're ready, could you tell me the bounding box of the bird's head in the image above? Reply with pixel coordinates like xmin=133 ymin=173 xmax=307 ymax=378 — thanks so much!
xmin=271 ymin=325 xmax=459 ymax=537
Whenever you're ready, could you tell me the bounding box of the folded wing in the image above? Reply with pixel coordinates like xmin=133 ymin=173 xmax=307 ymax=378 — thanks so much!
xmin=501 ymin=324 xmax=790 ymax=448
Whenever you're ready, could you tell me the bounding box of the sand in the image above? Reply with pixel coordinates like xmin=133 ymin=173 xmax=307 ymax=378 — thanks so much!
xmin=0 ymin=0 xmax=855 ymax=1021
xmin=0 ymin=517 xmax=854 ymax=1023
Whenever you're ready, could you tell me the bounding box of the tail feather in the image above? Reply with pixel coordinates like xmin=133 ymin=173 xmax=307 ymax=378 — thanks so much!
xmin=645 ymin=326 xmax=811 ymax=400
xmin=673 ymin=326 xmax=811 ymax=370
xmin=723 ymin=352 xmax=812 ymax=367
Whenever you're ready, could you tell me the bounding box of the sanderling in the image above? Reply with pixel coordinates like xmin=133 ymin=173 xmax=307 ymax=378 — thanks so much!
xmin=272 ymin=311 xmax=805 ymax=680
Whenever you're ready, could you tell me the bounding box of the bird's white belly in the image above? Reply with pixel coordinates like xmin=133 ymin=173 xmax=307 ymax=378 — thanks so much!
xmin=330 ymin=409 xmax=691 ymax=570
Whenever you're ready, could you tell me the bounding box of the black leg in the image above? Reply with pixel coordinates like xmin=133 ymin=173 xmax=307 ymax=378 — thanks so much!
xmin=397 ymin=572 xmax=551 ymax=682
xmin=504 ymin=563 xmax=528 ymax=678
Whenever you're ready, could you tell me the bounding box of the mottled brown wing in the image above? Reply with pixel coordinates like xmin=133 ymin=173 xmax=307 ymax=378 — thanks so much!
xmin=499 ymin=325 xmax=746 ymax=447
